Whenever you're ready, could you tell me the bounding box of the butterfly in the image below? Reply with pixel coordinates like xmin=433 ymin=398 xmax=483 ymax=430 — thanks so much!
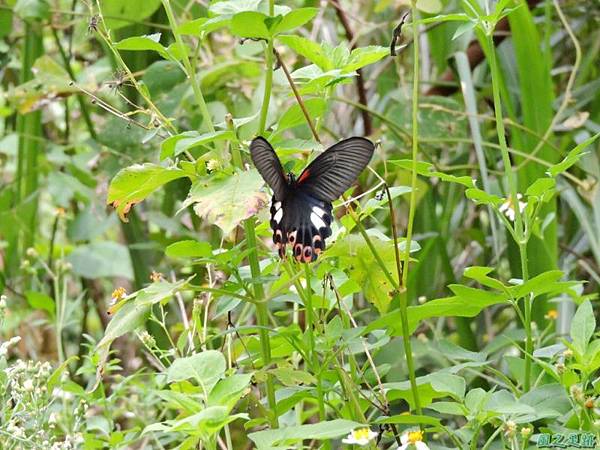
xmin=250 ymin=136 xmax=375 ymax=262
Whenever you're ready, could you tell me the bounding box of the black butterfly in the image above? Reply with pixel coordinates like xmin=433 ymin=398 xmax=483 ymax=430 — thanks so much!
xmin=250 ymin=136 xmax=375 ymax=262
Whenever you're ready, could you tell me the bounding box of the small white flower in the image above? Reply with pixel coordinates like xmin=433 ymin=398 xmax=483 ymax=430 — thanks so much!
xmin=342 ymin=427 xmax=378 ymax=446
xmin=398 ymin=430 xmax=430 ymax=450
xmin=0 ymin=295 xmax=7 ymax=309
xmin=23 ymin=379 xmax=34 ymax=391
xmin=499 ymin=193 xmax=526 ymax=221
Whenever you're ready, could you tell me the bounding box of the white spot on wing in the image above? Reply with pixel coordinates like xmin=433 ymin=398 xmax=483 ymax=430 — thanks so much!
xmin=274 ymin=201 xmax=282 ymax=210
xmin=311 ymin=212 xmax=326 ymax=230
xmin=273 ymin=208 xmax=283 ymax=223
xmin=312 ymin=206 xmax=325 ymax=217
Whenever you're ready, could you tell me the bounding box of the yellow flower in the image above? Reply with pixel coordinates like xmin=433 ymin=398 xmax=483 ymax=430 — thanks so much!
xmin=342 ymin=427 xmax=377 ymax=446
xmin=399 ymin=430 xmax=429 ymax=450
xmin=150 ymin=271 xmax=163 ymax=282
xmin=545 ymin=309 xmax=558 ymax=320
xmin=110 ymin=287 xmax=127 ymax=305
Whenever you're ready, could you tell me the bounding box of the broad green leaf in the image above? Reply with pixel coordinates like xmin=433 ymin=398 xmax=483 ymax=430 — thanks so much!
xmin=230 ymin=11 xmax=271 ymax=39
xmin=26 ymin=290 xmax=55 ymax=316
xmin=160 ymin=130 xmax=236 ymax=160
xmin=277 ymin=98 xmax=327 ymax=132
xmin=167 ymin=351 xmax=226 ymax=395
xmin=67 ymin=241 xmax=133 ymax=279
xmin=181 ymin=169 xmax=268 ymax=234
xmin=385 ymin=372 xmax=466 ymax=408
xmin=425 ymin=402 xmax=467 ymax=416
xmin=92 ymin=300 xmax=150 ymax=390
xmin=342 ymin=46 xmax=389 ymax=73
xmin=208 ymin=373 xmax=253 ymax=409
xmin=325 ymin=233 xmax=419 ymax=313
xmin=546 ymin=132 xmax=600 ymax=177
xmin=278 ymin=35 xmax=332 ymax=71
xmin=465 ymin=188 xmax=503 ymax=207
xmin=463 ymin=266 xmax=509 ymax=292
xmin=571 ymin=300 xmax=595 ymax=355
xmin=270 ymin=368 xmax=317 ymax=387
xmin=178 ymin=16 xmax=230 ymax=36
xmin=508 ymin=270 xmax=577 ymax=299
xmin=107 ymin=163 xmax=187 ymax=222
xmin=154 ymin=390 xmax=203 ymax=414
xmin=271 ymin=8 xmax=318 ymax=35
xmin=525 ymin=177 xmax=555 ymax=197
xmin=114 ymin=34 xmax=169 ymax=59
xmin=249 ymin=419 xmax=364 ymax=449
xmin=135 ymin=277 xmax=192 ymax=308
xmin=165 ymin=240 xmax=213 ymax=259
xmin=99 ymin=0 xmax=162 ymax=30
xmin=368 ymin=285 xmax=509 ymax=335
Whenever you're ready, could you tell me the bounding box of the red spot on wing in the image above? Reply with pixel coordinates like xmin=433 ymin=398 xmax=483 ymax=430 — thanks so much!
xmin=297 ymin=169 xmax=311 ymax=184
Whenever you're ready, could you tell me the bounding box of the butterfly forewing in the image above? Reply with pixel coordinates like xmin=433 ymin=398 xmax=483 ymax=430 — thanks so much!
xmin=296 ymin=137 xmax=375 ymax=202
xmin=250 ymin=137 xmax=288 ymax=201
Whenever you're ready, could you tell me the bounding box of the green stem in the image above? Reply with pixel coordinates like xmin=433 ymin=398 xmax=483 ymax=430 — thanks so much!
xmin=395 ymin=1 xmax=423 ymax=416
xmin=161 ymin=0 xmax=214 ymax=133
xmin=485 ymin=28 xmax=531 ymax=390
xmin=243 ymin=0 xmax=278 ymax=428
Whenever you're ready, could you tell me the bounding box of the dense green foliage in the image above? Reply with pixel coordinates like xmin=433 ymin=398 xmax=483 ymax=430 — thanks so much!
xmin=1 ymin=0 xmax=599 ymax=449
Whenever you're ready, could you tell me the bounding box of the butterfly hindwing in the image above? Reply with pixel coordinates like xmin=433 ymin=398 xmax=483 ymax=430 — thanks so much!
xmin=296 ymin=137 xmax=375 ymax=202
xmin=270 ymin=192 xmax=333 ymax=262
xmin=250 ymin=137 xmax=288 ymax=201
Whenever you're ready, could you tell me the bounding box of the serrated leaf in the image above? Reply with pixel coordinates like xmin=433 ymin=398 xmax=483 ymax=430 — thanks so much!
xmin=181 ymin=170 xmax=268 ymax=235
xmin=277 ymin=98 xmax=327 ymax=132
xmin=342 ymin=46 xmax=389 ymax=73
xmin=107 ymin=164 xmax=187 ymax=222
xmin=278 ymin=35 xmax=333 ymax=71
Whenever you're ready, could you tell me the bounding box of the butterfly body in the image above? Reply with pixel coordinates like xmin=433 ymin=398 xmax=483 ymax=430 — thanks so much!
xmin=251 ymin=136 xmax=374 ymax=262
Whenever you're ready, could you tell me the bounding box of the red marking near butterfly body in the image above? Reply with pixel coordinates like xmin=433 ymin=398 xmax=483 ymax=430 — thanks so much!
xmin=297 ymin=169 xmax=311 ymax=184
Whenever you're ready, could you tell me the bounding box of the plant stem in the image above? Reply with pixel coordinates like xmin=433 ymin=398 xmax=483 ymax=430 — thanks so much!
xmin=485 ymin=29 xmax=532 ymax=391
xmin=243 ymin=0 xmax=278 ymax=424
xmin=161 ymin=0 xmax=215 ymax=133
xmin=394 ymin=1 xmax=424 ymax=416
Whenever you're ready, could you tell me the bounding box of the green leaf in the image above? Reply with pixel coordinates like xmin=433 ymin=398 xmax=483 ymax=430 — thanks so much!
xmin=209 ymin=0 xmax=261 ymax=15
xmin=571 ymin=300 xmax=596 ymax=355
xmin=416 ymin=0 xmax=443 ymax=14
xmin=135 ymin=277 xmax=192 ymax=308
xmin=178 ymin=17 xmax=230 ymax=36
xmin=463 ymin=266 xmax=508 ymax=292
xmin=26 ymin=290 xmax=55 ymax=316
xmin=249 ymin=419 xmax=364 ymax=449
xmin=277 ymin=98 xmax=327 ymax=133
xmin=67 ymin=242 xmax=133 ymax=279
xmin=99 ymin=0 xmax=162 ymax=31
xmin=208 ymin=373 xmax=253 ymax=409
xmin=271 ymin=8 xmax=318 ymax=35
xmin=384 ymin=372 xmax=466 ymax=408
xmin=167 ymin=351 xmax=226 ymax=395
xmin=278 ymin=35 xmax=332 ymax=71
xmin=342 ymin=46 xmax=389 ymax=73
xmin=465 ymin=188 xmax=504 ymax=207
xmin=181 ymin=170 xmax=268 ymax=234
xmin=165 ymin=240 xmax=213 ymax=259
xmin=230 ymin=11 xmax=271 ymax=39
xmin=160 ymin=130 xmax=236 ymax=160
xmin=107 ymin=163 xmax=187 ymax=222
xmin=114 ymin=34 xmax=169 ymax=59
xmin=525 ymin=177 xmax=555 ymax=197
xmin=389 ymin=160 xmax=475 ymax=188
xmin=546 ymin=132 xmax=600 ymax=177
xmin=270 ymin=368 xmax=317 ymax=387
